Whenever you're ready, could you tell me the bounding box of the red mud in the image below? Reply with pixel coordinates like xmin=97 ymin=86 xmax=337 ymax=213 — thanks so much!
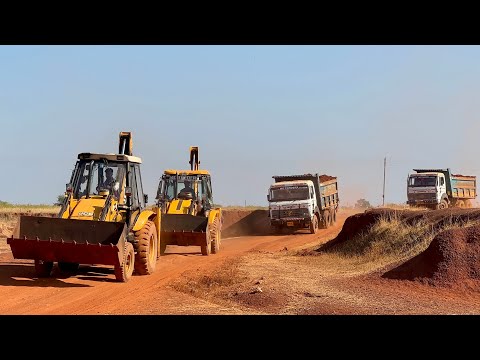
xmin=319 ymin=207 xmax=480 ymax=291
xmin=383 ymin=225 xmax=480 ymax=290
xmin=320 ymin=208 xmax=480 ymax=251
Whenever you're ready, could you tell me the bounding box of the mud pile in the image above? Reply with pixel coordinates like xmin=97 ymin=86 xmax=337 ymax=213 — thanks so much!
xmin=383 ymin=225 xmax=480 ymax=290
xmin=320 ymin=207 xmax=480 ymax=290
xmin=321 ymin=208 xmax=480 ymax=251
xmin=221 ymin=209 xmax=271 ymax=238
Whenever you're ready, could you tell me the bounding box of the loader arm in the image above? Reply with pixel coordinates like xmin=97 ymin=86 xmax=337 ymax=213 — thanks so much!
xmin=189 ymin=146 xmax=199 ymax=171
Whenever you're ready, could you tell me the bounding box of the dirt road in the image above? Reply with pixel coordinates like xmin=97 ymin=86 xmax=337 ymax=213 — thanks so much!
xmin=2 ymin=209 xmax=480 ymax=315
xmin=0 ymin=214 xmax=345 ymax=315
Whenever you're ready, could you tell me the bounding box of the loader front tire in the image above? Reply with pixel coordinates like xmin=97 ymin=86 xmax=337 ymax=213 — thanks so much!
xmin=115 ymin=242 xmax=134 ymax=282
xmin=201 ymin=228 xmax=212 ymax=256
xmin=211 ymin=217 xmax=221 ymax=254
xmin=134 ymin=220 xmax=158 ymax=275
xmin=35 ymin=260 xmax=53 ymax=278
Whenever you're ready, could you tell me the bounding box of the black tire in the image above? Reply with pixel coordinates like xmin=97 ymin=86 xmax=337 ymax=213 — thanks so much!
xmin=201 ymin=225 xmax=212 ymax=256
xmin=58 ymin=262 xmax=80 ymax=273
xmin=134 ymin=220 xmax=158 ymax=275
xmin=309 ymin=215 xmax=318 ymax=234
xmin=115 ymin=242 xmax=134 ymax=282
xmin=211 ymin=218 xmax=221 ymax=254
xmin=324 ymin=211 xmax=331 ymax=228
xmin=34 ymin=260 xmax=53 ymax=278
xmin=320 ymin=211 xmax=328 ymax=229
xmin=437 ymin=200 xmax=448 ymax=210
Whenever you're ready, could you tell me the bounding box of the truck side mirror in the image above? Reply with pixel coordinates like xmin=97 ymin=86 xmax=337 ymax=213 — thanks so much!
xmin=144 ymin=194 xmax=148 ymax=204
xmin=267 ymin=194 xmax=271 ymax=202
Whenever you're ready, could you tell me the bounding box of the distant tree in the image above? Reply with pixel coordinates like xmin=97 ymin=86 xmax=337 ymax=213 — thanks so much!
xmin=55 ymin=194 xmax=66 ymax=206
xmin=355 ymin=198 xmax=372 ymax=209
xmin=0 ymin=200 xmax=11 ymax=207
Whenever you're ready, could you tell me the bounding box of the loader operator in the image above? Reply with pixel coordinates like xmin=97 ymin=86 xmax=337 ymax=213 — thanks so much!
xmin=179 ymin=180 xmax=196 ymax=200
xmin=98 ymin=168 xmax=118 ymax=197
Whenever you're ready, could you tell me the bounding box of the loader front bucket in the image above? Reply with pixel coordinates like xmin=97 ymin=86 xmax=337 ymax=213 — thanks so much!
xmin=161 ymin=214 xmax=208 ymax=246
xmin=7 ymin=216 xmax=127 ymax=267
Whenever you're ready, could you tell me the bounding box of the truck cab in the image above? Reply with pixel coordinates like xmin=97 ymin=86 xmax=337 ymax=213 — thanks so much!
xmin=407 ymin=172 xmax=447 ymax=209
xmin=267 ymin=180 xmax=318 ymax=234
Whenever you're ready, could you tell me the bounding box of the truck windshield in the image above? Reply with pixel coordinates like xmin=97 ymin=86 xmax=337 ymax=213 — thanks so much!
xmin=271 ymin=186 xmax=309 ymax=201
xmin=408 ymin=176 xmax=437 ymax=187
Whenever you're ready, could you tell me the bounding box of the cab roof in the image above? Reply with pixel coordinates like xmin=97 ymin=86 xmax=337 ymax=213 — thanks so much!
xmin=77 ymin=153 xmax=142 ymax=164
xmin=163 ymin=169 xmax=211 ymax=175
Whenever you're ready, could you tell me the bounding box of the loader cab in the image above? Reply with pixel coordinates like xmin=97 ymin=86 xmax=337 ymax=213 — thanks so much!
xmin=64 ymin=153 xmax=148 ymax=221
xmin=70 ymin=159 xmax=126 ymax=201
xmin=156 ymin=172 xmax=214 ymax=214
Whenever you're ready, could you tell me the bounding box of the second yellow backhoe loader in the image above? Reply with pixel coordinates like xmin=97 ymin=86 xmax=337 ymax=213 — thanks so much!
xmin=7 ymin=132 xmax=161 ymax=282
xmin=155 ymin=146 xmax=222 ymax=256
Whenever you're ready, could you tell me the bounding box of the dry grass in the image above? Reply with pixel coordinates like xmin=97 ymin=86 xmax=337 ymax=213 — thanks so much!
xmin=326 ymin=211 xmax=480 ymax=272
xmin=0 ymin=206 xmax=60 ymax=214
xmin=170 ymin=258 xmax=249 ymax=300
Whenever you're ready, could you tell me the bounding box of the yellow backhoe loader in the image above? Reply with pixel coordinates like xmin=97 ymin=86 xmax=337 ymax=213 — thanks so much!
xmin=7 ymin=132 xmax=161 ymax=282
xmin=155 ymin=146 xmax=222 ymax=256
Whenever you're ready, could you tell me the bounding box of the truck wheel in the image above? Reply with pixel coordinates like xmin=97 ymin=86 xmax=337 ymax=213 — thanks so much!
xmin=331 ymin=208 xmax=337 ymax=224
xmin=325 ymin=211 xmax=331 ymax=228
xmin=464 ymin=200 xmax=472 ymax=208
xmin=115 ymin=242 xmax=134 ymax=282
xmin=134 ymin=220 xmax=158 ymax=275
xmin=34 ymin=260 xmax=53 ymax=278
xmin=437 ymin=200 xmax=448 ymax=210
xmin=309 ymin=215 xmax=318 ymax=234
xmin=455 ymin=200 xmax=465 ymax=208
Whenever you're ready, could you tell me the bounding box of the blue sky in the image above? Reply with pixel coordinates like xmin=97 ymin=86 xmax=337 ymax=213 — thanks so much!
xmin=1 ymin=45 xmax=480 ymax=206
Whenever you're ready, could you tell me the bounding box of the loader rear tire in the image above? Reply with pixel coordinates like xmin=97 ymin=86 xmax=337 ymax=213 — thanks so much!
xmin=211 ymin=218 xmax=221 ymax=254
xmin=115 ymin=242 xmax=134 ymax=282
xmin=134 ymin=220 xmax=158 ymax=275
xmin=34 ymin=260 xmax=53 ymax=278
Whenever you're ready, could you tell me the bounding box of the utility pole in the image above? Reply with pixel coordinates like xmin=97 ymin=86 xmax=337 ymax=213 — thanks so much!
xmin=382 ymin=157 xmax=386 ymax=206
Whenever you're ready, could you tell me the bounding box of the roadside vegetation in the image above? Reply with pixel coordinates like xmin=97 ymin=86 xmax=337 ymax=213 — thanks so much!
xmin=326 ymin=211 xmax=480 ymax=270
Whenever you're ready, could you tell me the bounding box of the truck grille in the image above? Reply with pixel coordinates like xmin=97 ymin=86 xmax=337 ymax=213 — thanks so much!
xmin=272 ymin=208 xmax=308 ymax=218
xmin=409 ymin=193 xmax=436 ymax=200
